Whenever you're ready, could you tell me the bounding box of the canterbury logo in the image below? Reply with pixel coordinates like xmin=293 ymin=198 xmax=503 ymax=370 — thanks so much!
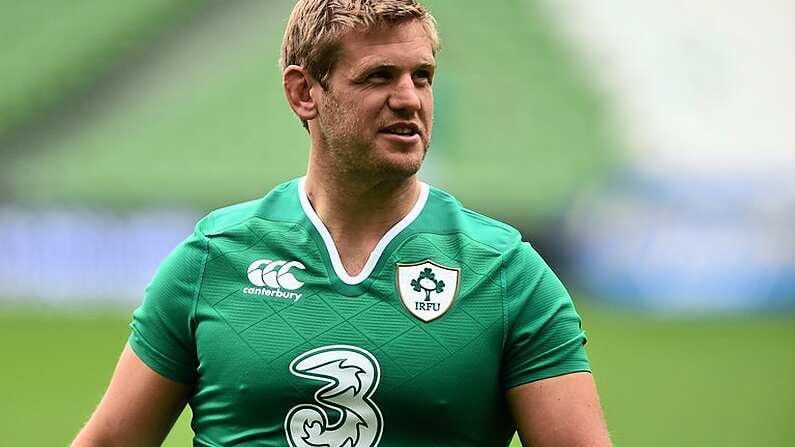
xmin=247 ymin=259 xmax=306 ymax=290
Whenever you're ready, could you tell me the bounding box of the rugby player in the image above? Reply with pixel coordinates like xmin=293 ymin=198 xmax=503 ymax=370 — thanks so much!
xmin=73 ymin=1 xmax=611 ymax=445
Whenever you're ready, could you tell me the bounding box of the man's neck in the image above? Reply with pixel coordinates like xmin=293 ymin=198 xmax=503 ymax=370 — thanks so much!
xmin=303 ymin=169 xmax=422 ymax=277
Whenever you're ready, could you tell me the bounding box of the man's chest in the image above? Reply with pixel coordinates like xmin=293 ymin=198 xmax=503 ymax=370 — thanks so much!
xmin=189 ymin=238 xmax=509 ymax=442
xmin=193 ymin=273 xmax=504 ymax=394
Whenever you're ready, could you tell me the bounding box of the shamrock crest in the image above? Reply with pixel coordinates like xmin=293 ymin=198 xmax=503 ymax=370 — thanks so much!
xmin=411 ymin=267 xmax=446 ymax=301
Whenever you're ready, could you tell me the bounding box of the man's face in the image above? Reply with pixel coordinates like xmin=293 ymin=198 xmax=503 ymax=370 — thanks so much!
xmin=312 ymin=20 xmax=435 ymax=181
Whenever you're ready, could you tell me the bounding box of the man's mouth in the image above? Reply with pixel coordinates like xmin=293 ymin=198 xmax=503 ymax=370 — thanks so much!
xmin=379 ymin=122 xmax=420 ymax=138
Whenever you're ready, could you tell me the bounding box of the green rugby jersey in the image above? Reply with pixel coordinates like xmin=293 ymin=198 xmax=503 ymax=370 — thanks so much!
xmin=129 ymin=178 xmax=590 ymax=447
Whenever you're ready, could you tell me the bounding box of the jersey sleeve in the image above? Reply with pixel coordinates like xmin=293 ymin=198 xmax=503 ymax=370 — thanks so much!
xmin=128 ymin=228 xmax=208 ymax=384
xmin=501 ymin=242 xmax=590 ymax=389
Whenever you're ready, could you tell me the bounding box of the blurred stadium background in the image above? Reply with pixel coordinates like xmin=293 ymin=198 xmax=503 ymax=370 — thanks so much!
xmin=1 ymin=0 xmax=793 ymax=445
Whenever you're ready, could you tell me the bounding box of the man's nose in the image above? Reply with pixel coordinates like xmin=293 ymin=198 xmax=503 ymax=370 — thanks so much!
xmin=388 ymin=74 xmax=422 ymax=113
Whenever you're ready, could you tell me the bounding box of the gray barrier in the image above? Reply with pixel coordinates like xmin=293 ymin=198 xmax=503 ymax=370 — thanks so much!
xmin=0 ymin=206 xmax=199 ymax=303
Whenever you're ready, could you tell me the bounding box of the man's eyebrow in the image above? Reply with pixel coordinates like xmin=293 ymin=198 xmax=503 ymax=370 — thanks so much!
xmin=414 ymin=61 xmax=436 ymax=71
xmin=351 ymin=58 xmax=436 ymax=75
xmin=354 ymin=62 xmax=398 ymax=74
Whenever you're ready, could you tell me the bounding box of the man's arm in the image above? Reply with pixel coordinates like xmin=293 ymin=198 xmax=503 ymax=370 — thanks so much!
xmin=71 ymin=344 xmax=191 ymax=447
xmin=506 ymin=372 xmax=611 ymax=447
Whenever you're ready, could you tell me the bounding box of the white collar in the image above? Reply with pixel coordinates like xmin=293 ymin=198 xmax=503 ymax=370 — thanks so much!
xmin=298 ymin=177 xmax=429 ymax=285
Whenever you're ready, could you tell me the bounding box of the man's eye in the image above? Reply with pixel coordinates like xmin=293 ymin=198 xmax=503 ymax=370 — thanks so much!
xmin=414 ymin=70 xmax=433 ymax=84
xmin=368 ymin=71 xmax=391 ymax=81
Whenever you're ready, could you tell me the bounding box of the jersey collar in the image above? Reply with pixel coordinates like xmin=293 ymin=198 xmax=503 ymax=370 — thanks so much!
xmin=297 ymin=177 xmax=429 ymax=286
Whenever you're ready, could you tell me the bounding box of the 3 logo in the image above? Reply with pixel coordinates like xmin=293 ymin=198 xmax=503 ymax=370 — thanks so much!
xmin=285 ymin=345 xmax=383 ymax=447
xmin=243 ymin=259 xmax=305 ymax=301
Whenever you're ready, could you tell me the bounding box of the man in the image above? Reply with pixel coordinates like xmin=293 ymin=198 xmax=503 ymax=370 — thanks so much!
xmin=73 ymin=1 xmax=611 ymax=446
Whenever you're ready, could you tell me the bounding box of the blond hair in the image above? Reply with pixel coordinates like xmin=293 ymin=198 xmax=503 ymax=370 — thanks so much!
xmin=280 ymin=0 xmax=440 ymax=89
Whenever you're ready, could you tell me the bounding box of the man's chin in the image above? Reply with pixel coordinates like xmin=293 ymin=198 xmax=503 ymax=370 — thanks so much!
xmin=365 ymin=152 xmax=424 ymax=182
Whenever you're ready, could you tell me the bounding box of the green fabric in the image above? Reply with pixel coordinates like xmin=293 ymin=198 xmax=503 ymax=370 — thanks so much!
xmin=129 ymin=178 xmax=589 ymax=446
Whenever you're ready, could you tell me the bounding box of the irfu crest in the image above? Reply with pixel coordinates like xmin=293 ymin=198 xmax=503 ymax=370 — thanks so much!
xmin=397 ymin=260 xmax=460 ymax=322
xmin=411 ymin=268 xmax=446 ymax=301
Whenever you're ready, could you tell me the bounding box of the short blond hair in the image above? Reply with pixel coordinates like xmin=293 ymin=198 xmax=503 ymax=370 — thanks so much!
xmin=280 ymin=0 xmax=440 ymax=89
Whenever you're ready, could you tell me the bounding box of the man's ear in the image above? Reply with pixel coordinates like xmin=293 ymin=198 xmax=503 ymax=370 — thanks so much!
xmin=283 ymin=65 xmax=318 ymax=122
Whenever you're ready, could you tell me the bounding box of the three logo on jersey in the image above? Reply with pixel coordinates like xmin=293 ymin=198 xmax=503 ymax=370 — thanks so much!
xmin=242 ymin=257 xmax=460 ymax=321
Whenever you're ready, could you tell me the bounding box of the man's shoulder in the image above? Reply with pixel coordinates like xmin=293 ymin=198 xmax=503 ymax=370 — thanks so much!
xmin=422 ymin=185 xmax=524 ymax=254
xmin=195 ymin=178 xmax=302 ymax=237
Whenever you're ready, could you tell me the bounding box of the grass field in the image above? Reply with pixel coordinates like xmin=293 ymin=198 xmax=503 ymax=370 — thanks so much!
xmin=1 ymin=302 xmax=792 ymax=446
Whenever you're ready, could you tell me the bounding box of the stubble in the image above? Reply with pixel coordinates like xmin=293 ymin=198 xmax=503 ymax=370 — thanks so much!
xmin=315 ymin=89 xmax=429 ymax=183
